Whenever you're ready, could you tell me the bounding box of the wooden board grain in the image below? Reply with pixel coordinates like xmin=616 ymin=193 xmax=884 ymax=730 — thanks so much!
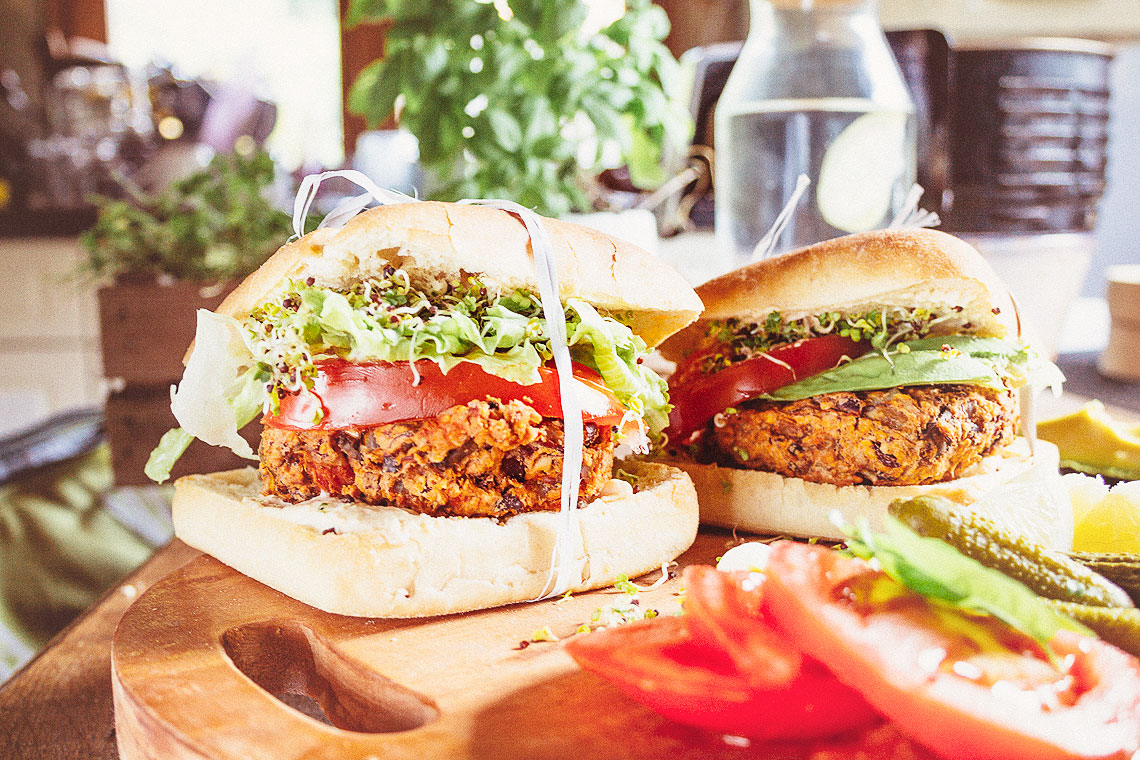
xmin=112 ymin=532 xmax=861 ymax=760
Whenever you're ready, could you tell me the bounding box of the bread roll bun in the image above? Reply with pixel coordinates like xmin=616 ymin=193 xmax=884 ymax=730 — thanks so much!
xmin=171 ymin=460 xmax=698 ymax=618
xmin=660 ymin=229 xmax=1018 ymax=362
xmin=660 ymin=439 xmax=1071 ymax=551
xmin=215 ymin=201 xmax=703 ymax=351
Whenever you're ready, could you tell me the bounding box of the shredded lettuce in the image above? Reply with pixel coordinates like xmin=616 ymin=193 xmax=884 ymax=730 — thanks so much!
xmin=146 ymin=310 xmax=266 ymax=483
xmin=566 ymin=299 xmax=671 ymax=435
xmin=294 ymin=287 xmax=548 ymax=385
xmin=144 ymin=427 xmax=194 ymax=483
xmin=762 ymin=335 xmax=1063 ymax=401
xmin=169 ymin=310 xmax=263 ymax=457
xmin=701 ymin=307 xmax=967 ymax=374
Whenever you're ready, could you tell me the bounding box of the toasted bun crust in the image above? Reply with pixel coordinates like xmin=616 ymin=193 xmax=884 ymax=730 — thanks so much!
xmin=171 ymin=460 xmax=698 ymax=618
xmin=214 ymin=201 xmax=702 ymax=351
xmin=659 ymin=439 xmax=1071 ymax=551
xmin=660 ymin=229 xmax=1018 ymax=361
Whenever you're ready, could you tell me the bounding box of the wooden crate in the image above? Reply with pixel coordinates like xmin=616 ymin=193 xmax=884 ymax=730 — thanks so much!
xmin=97 ymin=280 xmax=237 ymax=386
xmin=104 ymin=391 xmax=260 ymax=486
xmin=97 ymin=279 xmax=251 ymax=485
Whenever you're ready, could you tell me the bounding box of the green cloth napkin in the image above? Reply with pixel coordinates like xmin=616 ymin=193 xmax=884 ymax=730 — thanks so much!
xmin=0 ymin=445 xmax=156 ymax=680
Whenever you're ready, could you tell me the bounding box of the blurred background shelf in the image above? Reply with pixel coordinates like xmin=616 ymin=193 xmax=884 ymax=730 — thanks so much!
xmin=880 ymin=0 xmax=1140 ymax=42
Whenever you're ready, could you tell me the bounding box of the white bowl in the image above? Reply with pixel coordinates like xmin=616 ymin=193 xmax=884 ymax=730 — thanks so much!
xmin=959 ymin=232 xmax=1094 ymax=358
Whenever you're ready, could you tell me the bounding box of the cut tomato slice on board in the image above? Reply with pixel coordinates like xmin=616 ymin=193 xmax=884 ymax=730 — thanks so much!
xmin=807 ymin=723 xmax=941 ymax=760
xmin=265 ymin=358 xmax=626 ymax=430
xmin=564 ymin=567 xmax=879 ymax=742
xmin=667 ymin=334 xmax=869 ymax=441
xmin=565 ymin=616 xmax=785 ymax=738
xmin=682 ymin=565 xmax=801 ymax=683
xmin=762 ymin=541 xmax=1140 ymax=760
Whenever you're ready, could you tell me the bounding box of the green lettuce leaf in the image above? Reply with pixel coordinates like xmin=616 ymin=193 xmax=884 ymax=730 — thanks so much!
xmin=846 ymin=516 xmax=1092 ymax=655
xmin=763 ymin=335 xmax=1061 ymax=401
xmin=144 ymin=427 xmax=195 ymax=484
xmin=566 ymin=299 xmax=671 ymax=434
xmin=147 ymin=323 xmax=269 ymax=484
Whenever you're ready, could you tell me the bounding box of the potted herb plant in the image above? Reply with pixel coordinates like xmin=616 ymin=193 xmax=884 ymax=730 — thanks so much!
xmin=346 ymin=0 xmax=690 ymax=218
xmin=81 ymin=149 xmax=292 ymax=484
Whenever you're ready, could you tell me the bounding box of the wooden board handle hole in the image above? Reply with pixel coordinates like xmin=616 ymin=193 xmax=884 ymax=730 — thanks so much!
xmin=221 ymin=620 xmax=440 ymax=734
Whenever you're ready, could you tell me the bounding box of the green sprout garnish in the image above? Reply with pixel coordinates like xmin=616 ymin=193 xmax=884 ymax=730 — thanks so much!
xmin=701 ymin=306 xmax=965 ymax=374
xmin=531 ymin=626 xmax=559 ymax=643
xmin=613 ymin=574 xmax=640 ymax=595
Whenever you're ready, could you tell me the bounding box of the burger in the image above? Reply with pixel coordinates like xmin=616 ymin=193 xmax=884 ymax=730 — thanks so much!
xmin=147 ymin=200 xmax=703 ymax=617
xmin=658 ymin=229 xmax=1069 ymax=548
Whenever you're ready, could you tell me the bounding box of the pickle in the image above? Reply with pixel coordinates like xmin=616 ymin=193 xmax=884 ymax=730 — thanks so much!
xmin=1069 ymin=552 xmax=1140 ymax=608
xmin=889 ymin=495 xmax=1135 ymax=609
xmin=1046 ymin=601 xmax=1140 ymax=659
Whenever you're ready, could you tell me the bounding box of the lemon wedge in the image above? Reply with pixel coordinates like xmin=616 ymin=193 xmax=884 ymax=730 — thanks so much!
xmin=1069 ymin=479 xmax=1140 ymax=554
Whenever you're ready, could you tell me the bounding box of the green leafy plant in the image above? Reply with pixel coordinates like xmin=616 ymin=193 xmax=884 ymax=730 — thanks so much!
xmin=346 ymin=0 xmax=689 ymax=216
xmin=80 ymin=150 xmax=292 ymax=282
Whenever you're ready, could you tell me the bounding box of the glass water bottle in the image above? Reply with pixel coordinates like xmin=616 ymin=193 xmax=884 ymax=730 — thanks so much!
xmin=714 ymin=0 xmax=917 ymax=261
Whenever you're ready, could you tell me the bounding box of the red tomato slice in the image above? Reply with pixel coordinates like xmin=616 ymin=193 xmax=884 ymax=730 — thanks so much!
xmin=565 ymin=616 xmax=776 ymax=737
xmin=808 ymin=724 xmax=940 ymax=760
xmin=762 ymin=541 xmax=1140 ymax=760
xmin=666 ymin=334 xmax=870 ymax=441
xmin=564 ymin=567 xmax=880 ymax=742
xmin=681 ymin=565 xmax=803 ymax=684
xmin=265 ymin=359 xmax=625 ymax=430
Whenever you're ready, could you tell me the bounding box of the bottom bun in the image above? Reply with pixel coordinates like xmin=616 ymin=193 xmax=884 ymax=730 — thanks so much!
xmin=661 ymin=438 xmax=1071 ymax=550
xmin=171 ymin=460 xmax=698 ymax=618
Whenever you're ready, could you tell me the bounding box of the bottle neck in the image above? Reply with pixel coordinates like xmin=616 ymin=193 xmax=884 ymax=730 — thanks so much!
xmin=747 ymin=0 xmax=884 ymax=49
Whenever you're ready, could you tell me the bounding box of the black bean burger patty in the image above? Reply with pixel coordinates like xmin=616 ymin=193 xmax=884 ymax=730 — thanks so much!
xmin=259 ymin=398 xmax=616 ymax=518
xmin=711 ymin=384 xmax=1019 ymax=486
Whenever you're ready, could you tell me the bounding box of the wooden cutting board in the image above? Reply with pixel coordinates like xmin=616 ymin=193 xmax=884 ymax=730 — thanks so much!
xmin=110 ymin=532 xmax=896 ymax=760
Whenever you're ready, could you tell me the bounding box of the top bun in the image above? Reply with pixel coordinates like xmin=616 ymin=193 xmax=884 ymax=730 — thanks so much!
xmin=214 ymin=201 xmax=703 ymax=350
xmin=660 ymin=229 xmax=1018 ymax=361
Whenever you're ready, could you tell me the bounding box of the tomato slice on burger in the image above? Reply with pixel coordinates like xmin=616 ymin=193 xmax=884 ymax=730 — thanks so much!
xmin=563 ymin=567 xmax=879 ymax=742
xmin=266 ymin=359 xmax=626 ymax=430
xmin=762 ymin=541 xmax=1140 ymax=760
xmin=667 ymin=334 xmax=870 ymax=441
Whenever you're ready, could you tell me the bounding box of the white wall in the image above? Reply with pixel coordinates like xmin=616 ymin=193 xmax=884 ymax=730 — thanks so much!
xmin=1092 ymin=44 xmax=1140 ymax=295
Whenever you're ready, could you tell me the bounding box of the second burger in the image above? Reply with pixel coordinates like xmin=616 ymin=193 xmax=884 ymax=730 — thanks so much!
xmin=659 ymin=229 xmax=1068 ymax=547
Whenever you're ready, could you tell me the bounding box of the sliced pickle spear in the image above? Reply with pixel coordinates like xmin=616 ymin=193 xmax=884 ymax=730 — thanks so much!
xmin=889 ymin=495 xmax=1134 ymax=609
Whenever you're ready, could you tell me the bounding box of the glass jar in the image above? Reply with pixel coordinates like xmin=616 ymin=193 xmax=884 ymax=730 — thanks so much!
xmin=714 ymin=0 xmax=916 ymax=261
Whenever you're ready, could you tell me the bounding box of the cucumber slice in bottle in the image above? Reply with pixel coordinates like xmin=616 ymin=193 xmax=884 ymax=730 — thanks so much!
xmin=816 ymin=110 xmax=908 ymax=233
